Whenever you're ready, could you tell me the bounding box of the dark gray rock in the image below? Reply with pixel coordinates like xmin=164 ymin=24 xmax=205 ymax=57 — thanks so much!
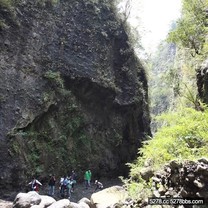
xmin=140 ymin=167 xmax=154 ymax=182
xmin=0 ymin=0 xmax=151 ymax=191
xmin=198 ymin=157 xmax=208 ymax=164
xmin=169 ymin=160 xmax=182 ymax=169
xmin=193 ymin=179 xmax=205 ymax=189
xmin=197 ymin=59 xmax=208 ymax=104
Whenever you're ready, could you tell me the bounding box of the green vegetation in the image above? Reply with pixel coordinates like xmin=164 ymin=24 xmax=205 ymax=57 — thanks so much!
xmin=139 ymin=107 xmax=208 ymax=169
xmin=44 ymin=70 xmax=64 ymax=89
xmin=126 ymin=106 xmax=208 ymax=199
xmin=36 ymin=0 xmax=59 ymax=7
xmin=168 ymin=0 xmax=208 ymax=59
xmin=9 ymin=92 xmax=94 ymax=177
xmin=0 ymin=0 xmax=12 ymax=9
xmin=127 ymin=0 xmax=208 ymax=195
xmin=0 ymin=0 xmax=15 ymax=29
xmin=148 ymin=0 xmax=208 ymax=123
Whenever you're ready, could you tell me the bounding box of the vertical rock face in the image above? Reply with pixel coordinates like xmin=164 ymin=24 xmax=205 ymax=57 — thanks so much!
xmin=197 ymin=59 xmax=208 ymax=104
xmin=0 ymin=0 xmax=151 ymax=189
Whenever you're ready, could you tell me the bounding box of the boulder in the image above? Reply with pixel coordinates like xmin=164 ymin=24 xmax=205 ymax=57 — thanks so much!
xmin=152 ymin=176 xmax=161 ymax=183
xmin=193 ymin=180 xmax=205 ymax=189
xmin=198 ymin=158 xmax=208 ymax=164
xmin=48 ymin=199 xmax=70 ymax=208
xmin=78 ymin=198 xmax=92 ymax=208
xmin=140 ymin=167 xmax=154 ymax=181
xmin=47 ymin=199 xmax=70 ymax=208
xmin=158 ymin=184 xmax=166 ymax=195
xmin=90 ymin=186 xmax=127 ymax=208
xmin=68 ymin=202 xmax=90 ymax=208
xmin=77 ymin=202 xmax=90 ymax=208
xmin=186 ymin=172 xmax=195 ymax=181
xmin=170 ymin=173 xmax=179 ymax=185
xmin=196 ymin=163 xmax=208 ymax=172
xmin=39 ymin=195 xmax=56 ymax=207
xmin=153 ymin=190 xmax=160 ymax=197
xmin=13 ymin=191 xmax=41 ymax=208
xmin=30 ymin=205 xmax=43 ymax=208
xmin=169 ymin=160 xmax=182 ymax=169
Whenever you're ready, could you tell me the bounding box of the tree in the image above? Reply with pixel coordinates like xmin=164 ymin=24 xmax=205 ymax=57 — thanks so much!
xmin=168 ymin=0 xmax=208 ymax=57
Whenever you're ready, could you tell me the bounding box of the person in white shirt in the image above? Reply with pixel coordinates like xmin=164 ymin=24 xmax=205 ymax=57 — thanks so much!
xmin=28 ymin=177 xmax=42 ymax=192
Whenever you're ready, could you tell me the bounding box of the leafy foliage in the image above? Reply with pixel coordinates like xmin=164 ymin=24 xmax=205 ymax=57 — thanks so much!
xmin=166 ymin=0 xmax=208 ymax=106
xmin=126 ymin=106 xmax=208 ymax=198
xmin=0 ymin=0 xmax=12 ymax=9
xmin=125 ymin=0 xmax=208 ymax=201
xmin=44 ymin=70 xmax=64 ymax=88
xmin=168 ymin=0 xmax=208 ymax=57
xmin=141 ymin=107 xmax=208 ymax=168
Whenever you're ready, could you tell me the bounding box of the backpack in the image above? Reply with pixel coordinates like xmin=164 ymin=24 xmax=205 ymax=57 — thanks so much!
xmin=62 ymin=178 xmax=68 ymax=189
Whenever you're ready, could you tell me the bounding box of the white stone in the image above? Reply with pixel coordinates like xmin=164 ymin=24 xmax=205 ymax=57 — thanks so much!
xmin=39 ymin=195 xmax=56 ymax=207
xmin=47 ymin=199 xmax=70 ymax=208
xmin=90 ymin=186 xmax=127 ymax=208
xmin=13 ymin=191 xmax=41 ymax=208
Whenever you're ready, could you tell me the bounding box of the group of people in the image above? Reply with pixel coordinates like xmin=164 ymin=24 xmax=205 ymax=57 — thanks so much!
xmin=28 ymin=169 xmax=103 ymax=199
xmin=59 ymin=171 xmax=77 ymax=199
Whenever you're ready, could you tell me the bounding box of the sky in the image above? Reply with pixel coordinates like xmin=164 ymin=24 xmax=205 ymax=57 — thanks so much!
xmin=127 ymin=0 xmax=182 ymax=54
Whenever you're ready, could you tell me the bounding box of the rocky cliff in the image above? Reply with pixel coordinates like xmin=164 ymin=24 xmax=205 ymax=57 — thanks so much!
xmin=0 ymin=0 xmax=151 ymax=190
xmin=197 ymin=59 xmax=208 ymax=104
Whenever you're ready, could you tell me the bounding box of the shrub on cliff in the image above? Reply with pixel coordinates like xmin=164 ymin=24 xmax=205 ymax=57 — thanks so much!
xmin=126 ymin=105 xmax=208 ymax=198
xmin=0 ymin=0 xmax=12 ymax=9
